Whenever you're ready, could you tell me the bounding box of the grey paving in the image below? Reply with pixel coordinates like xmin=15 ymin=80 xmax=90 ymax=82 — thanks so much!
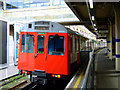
xmin=96 ymin=49 xmax=115 ymax=72
xmin=95 ymin=48 xmax=119 ymax=89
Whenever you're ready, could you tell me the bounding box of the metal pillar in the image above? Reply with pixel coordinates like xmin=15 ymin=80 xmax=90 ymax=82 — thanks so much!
xmin=107 ymin=34 xmax=110 ymax=57
xmin=3 ymin=0 xmax=6 ymax=10
xmin=109 ymin=21 xmax=113 ymax=60
xmin=50 ymin=0 xmax=53 ymax=6
xmin=87 ymin=40 xmax=89 ymax=50
xmin=114 ymin=4 xmax=120 ymax=71
xmin=90 ymin=40 xmax=92 ymax=50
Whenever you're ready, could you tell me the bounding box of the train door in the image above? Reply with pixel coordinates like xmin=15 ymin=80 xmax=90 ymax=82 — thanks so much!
xmin=18 ymin=32 xmax=35 ymax=71
xmin=45 ymin=33 xmax=69 ymax=75
xmin=34 ymin=33 xmax=46 ymax=71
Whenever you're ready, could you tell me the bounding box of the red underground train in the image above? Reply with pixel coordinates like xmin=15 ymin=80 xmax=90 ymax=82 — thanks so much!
xmin=18 ymin=21 xmax=87 ymax=85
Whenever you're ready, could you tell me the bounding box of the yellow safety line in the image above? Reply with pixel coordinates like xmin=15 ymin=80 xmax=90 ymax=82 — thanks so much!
xmin=73 ymin=71 xmax=84 ymax=89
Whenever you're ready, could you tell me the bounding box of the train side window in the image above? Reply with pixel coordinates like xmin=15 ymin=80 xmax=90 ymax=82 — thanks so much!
xmin=37 ymin=35 xmax=44 ymax=54
xmin=21 ymin=34 xmax=34 ymax=53
xmin=48 ymin=35 xmax=64 ymax=55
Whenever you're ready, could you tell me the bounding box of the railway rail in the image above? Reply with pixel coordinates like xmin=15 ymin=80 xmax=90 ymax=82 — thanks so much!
xmin=0 ymin=74 xmax=25 ymax=87
xmin=22 ymin=82 xmax=39 ymax=90
xmin=9 ymin=80 xmax=28 ymax=90
xmin=0 ymin=74 xmax=30 ymax=89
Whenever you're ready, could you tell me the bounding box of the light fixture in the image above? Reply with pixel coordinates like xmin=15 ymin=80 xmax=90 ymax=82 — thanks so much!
xmin=92 ymin=16 xmax=95 ymax=21
xmin=94 ymin=24 xmax=96 ymax=26
xmin=89 ymin=0 xmax=93 ymax=9
xmin=95 ymin=28 xmax=97 ymax=30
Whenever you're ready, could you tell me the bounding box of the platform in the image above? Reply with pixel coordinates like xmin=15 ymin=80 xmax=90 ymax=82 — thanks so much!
xmin=95 ymin=48 xmax=119 ymax=89
xmin=65 ymin=51 xmax=90 ymax=89
xmin=65 ymin=48 xmax=120 ymax=89
xmin=0 ymin=36 xmax=18 ymax=80
xmin=65 ymin=67 xmax=85 ymax=89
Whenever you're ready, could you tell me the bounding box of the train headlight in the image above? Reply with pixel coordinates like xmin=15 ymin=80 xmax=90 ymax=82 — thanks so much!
xmin=52 ymin=74 xmax=61 ymax=78
xmin=52 ymin=74 xmax=55 ymax=77
xmin=27 ymin=71 xmax=30 ymax=75
xmin=57 ymin=75 xmax=61 ymax=78
xmin=22 ymin=71 xmax=25 ymax=74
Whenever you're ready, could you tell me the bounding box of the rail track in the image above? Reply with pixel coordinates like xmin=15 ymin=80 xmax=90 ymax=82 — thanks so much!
xmin=0 ymin=74 xmax=30 ymax=89
xmin=21 ymin=82 xmax=38 ymax=90
xmin=9 ymin=80 xmax=28 ymax=90
xmin=0 ymin=75 xmax=26 ymax=87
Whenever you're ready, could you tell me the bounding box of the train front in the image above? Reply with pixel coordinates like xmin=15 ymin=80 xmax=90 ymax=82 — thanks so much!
xmin=18 ymin=21 xmax=71 ymax=84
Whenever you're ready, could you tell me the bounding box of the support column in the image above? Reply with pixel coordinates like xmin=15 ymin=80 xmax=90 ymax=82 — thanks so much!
xmin=107 ymin=34 xmax=110 ymax=57
xmin=87 ymin=40 xmax=89 ymax=50
xmin=89 ymin=40 xmax=91 ymax=51
xmin=3 ymin=0 xmax=6 ymax=10
xmin=109 ymin=21 xmax=113 ymax=60
xmin=112 ymin=24 xmax=115 ymax=56
xmin=90 ymin=40 xmax=92 ymax=50
xmin=114 ymin=4 xmax=120 ymax=71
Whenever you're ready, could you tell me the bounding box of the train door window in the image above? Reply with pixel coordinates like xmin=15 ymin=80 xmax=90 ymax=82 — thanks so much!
xmin=21 ymin=34 xmax=34 ymax=53
xmin=48 ymin=35 xmax=64 ymax=55
xmin=37 ymin=35 xmax=44 ymax=54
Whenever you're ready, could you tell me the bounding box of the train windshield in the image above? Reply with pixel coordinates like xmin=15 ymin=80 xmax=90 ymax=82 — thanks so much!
xmin=48 ymin=35 xmax=64 ymax=55
xmin=21 ymin=34 xmax=34 ymax=53
xmin=37 ymin=35 xmax=44 ymax=54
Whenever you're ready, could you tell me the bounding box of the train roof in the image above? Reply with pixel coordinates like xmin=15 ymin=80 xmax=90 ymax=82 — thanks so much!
xmin=21 ymin=21 xmax=78 ymax=35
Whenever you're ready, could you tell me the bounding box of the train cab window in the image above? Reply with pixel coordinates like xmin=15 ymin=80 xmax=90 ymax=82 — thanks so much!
xmin=37 ymin=35 xmax=44 ymax=54
xmin=21 ymin=34 xmax=34 ymax=53
xmin=48 ymin=35 xmax=64 ymax=55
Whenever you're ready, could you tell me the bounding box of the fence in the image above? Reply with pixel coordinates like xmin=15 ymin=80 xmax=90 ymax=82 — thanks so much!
xmin=81 ymin=50 xmax=95 ymax=90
